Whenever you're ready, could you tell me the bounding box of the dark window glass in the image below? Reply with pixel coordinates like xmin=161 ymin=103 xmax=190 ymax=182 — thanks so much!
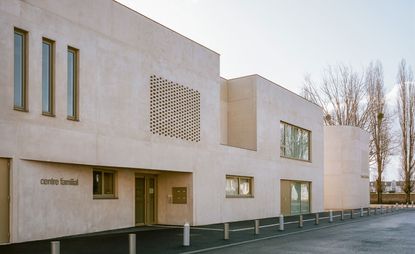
xmin=93 ymin=170 xmax=116 ymax=198
xmin=42 ymin=40 xmax=53 ymax=114
xmin=67 ymin=48 xmax=78 ymax=119
xmin=14 ymin=30 xmax=25 ymax=109
xmin=93 ymin=171 xmax=102 ymax=195
xmin=280 ymin=122 xmax=311 ymax=161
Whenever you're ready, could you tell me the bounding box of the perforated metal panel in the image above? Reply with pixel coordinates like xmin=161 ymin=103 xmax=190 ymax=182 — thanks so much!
xmin=150 ymin=75 xmax=201 ymax=142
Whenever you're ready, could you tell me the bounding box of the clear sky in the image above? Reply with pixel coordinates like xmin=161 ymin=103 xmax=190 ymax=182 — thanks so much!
xmin=116 ymin=0 xmax=415 ymax=180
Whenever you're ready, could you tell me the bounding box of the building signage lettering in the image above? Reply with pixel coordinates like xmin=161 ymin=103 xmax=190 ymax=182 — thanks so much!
xmin=40 ymin=178 xmax=79 ymax=186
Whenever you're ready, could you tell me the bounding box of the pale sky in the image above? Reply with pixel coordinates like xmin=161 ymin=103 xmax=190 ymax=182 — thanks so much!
xmin=116 ymin=0 xmax=415 ymax=180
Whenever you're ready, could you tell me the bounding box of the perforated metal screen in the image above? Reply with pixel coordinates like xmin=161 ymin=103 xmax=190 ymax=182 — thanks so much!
xmin=150 ymin=75 xmax=201 ymax=142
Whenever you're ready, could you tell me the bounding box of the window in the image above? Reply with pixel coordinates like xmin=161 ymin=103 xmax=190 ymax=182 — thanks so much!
xmin=14 ymin=28 xmax=28 ymax=111
xmin=42 ymin=38 xmax=54 ymax=115
xmin=280 ymin=122 xmax=311 ymax=161
xmin=93 ymin=169 xmax=116 ymax=199
xmin=226 ymin=175 xmax=253 ymax=197
xmin=67 ymin=47 xmax=78 ymax=120
xmin=281 ymin=180 xmax=311 ymax=215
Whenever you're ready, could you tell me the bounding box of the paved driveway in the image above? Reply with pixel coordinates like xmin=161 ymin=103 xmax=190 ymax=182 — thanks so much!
xmin=1 ymin=209 xmax=413 ymax=254
xmin=205 ymin=210 xmax=415 ymax=254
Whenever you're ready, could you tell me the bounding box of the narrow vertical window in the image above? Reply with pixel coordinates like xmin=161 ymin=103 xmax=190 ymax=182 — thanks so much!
xmin=67 ymin=47 xmax=78 ymax=120
xmin=14 ymin=28 xmax=27 ymax=110
xmin=42 ymin=38 xmax=54 ymax=115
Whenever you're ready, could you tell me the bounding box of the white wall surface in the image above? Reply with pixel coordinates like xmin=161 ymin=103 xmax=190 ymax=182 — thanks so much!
xmin=324 ymin=126 xmax=370 ymax=210
xmin=0 ymin=0 xmax=325 ymax=242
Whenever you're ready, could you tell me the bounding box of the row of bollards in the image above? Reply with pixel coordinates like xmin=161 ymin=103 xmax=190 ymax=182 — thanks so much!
xmin=50 ymin=202 xmax=413 ymax=251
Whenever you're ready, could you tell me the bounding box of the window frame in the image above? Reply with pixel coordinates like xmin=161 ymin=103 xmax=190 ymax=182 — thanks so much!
xmin=280 ymin=121 xmax=311 ymax=162
xmin=225 ymin=175 xmax=254 ymax=198
xmin=93 ymin=169 xmax=117 ymax=199
xmin=14 ymin=28 xmax=28 ymax=111
xmin=67 ymin=46 xmax=79 ymax=121
xmin=41 ymin=38 xmax=55 ymax=116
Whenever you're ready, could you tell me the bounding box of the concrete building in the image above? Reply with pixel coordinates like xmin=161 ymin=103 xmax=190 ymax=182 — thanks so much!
xmin=0 ymin=0 xmax=367 ymax=244
xmin=324 ymin=126 xmax=370 ymax=210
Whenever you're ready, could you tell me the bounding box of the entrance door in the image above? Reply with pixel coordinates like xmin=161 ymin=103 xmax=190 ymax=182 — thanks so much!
xmin=0 ymin=158 xmax=10 ymax=243
xmin=135 ymin=176 xmax=156 ymax=225
xmin=281 ymin=180 xmax=310 ymax=215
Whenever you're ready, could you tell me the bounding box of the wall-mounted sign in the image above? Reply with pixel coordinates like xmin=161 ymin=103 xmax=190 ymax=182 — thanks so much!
xmin=40 ymin=178 xmax=78 ymax=186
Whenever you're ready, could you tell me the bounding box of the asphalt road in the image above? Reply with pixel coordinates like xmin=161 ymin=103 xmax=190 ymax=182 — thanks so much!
xmin=206 ymin=210 xmax=415 ymax=254
xmin=1 ymin=210 xmax=413 ymax=254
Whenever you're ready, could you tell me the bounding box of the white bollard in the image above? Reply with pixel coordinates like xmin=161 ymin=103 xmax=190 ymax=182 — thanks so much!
xmin=360 ymin=207 xmax=364 ymax=217
xmin=412 ymin=201 xmax=414 ymax=208
xmin=380 ymin=205 xmax=383 ymax=214
xmin=224 ymin=223 xmax=229 ymax=240
xmin=51 ymin=241 xmax=60 ymax=254
xmin=299 ymin=215 xmax=303 ymax=228
xmin=183 ymin=223 xmax=190 ymax=246
xmin=279 ymin=214 xmax=284 ymax=231
xmin=329 ymin=210 xmax=333 ymax=223
xmin=395 ymin=203 xmax=398 ymax=211
xmin=254 ymin=219 xmax=260 ymax=235
xmin=129 ymin=234 xmax=136 ymax=254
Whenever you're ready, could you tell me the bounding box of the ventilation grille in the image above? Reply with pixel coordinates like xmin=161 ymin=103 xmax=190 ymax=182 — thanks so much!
xmin=150 ymin=75 xmax=201 ymax=142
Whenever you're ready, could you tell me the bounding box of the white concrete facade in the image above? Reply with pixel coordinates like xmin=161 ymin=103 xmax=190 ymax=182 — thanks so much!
xmin=0 ymin=0 xmax=366 ymax=244
xmin=324 ymin=126 xmax=370 ymax=210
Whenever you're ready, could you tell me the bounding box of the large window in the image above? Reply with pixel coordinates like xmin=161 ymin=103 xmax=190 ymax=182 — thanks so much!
xmin=280 ymin=122 xmax=311 ymax=161
xmin=42 ymin=38 xmax=54 ymax=115
xmin=226 ymin=175 xmax=253 ymax=197
xmin=14 ymin=28 xmax=27 ymax=111
xmin=67 ymin=47 xmax=79 ymax=120
xmin=93 ymin=169 xmax=116 ymax=199
xmin=281 ymin=180 xmax=310 ymax=215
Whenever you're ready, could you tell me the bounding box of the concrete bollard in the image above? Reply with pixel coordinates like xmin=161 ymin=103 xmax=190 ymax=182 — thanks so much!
xmin=128 ymin=234 xmax=136 ymax=254
xmin=329 ymin=210 xmax=333 ymax=223
xmin=367 ymin=207 xmax=371 ymax=216
xmin=254 ymin=219 xmax=260 ymax=235
xmin=341 ymin=210 xmax=344 ymax=220
xmin=350 ymin=209 xmax=354 ymax=219
xmin=279 ymin=214 xmax=284 ymax=231
xmin=412 ymin=201 xmax=414 ymax=208
xmin=183 ymin=223 xmax=190 ymax=247
xmin=299 ymin=215 xmax=303 ymax=228
xmin=360 ymin=207 xmax=364 ymax=217
xmin=374 ymin=207 xmax=377 ymax=215
xmin=315 ymin=213 xmax=319 ymax=225
xmin=395 ymin=203 xmax=398 ymax=210
xmin=380 ymin=205 xmax=383 ymax=214
xmin=224 ymin=223 xmax=229 ymax=240
xmin=51 ymin=241 xmax=60 ymax=254
xmin=406 ymin=203 xmax=409 ymax=208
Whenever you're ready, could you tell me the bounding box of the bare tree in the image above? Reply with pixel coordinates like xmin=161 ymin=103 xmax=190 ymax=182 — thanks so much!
xmin=397 ymin=59 xmax=415 ymax=203
xmin=302 ymin=64 xmax=370 ymax=128
xmin=303 ymin=62 xmax=395 ymax=204
xmin=366 ymin=61 xmax=393 ymax=204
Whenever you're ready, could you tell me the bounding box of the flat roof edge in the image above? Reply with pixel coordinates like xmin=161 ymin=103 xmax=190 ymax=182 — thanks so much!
xmin=223 ymin=74 xmax=323 ymax=110
xmin=113 ymin=0 xmax=220 ymax=56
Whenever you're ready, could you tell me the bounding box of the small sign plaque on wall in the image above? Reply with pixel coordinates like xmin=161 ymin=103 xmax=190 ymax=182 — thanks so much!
xmin=172 ymin=187 xmax=187 ymax=204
